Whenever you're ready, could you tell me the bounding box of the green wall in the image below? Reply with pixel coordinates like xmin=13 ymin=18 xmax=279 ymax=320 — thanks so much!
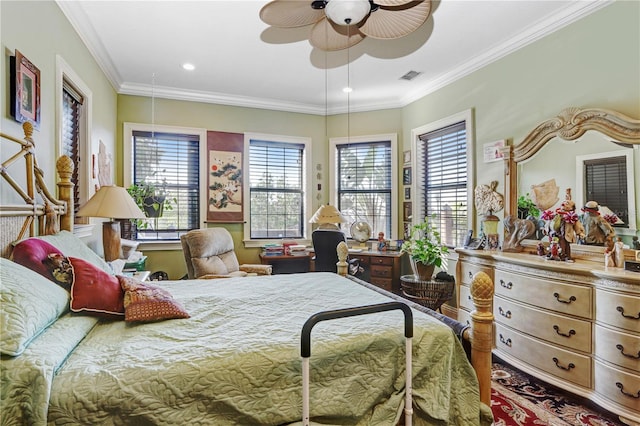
xmin=3 ymin=1 xmax=638 ymax=279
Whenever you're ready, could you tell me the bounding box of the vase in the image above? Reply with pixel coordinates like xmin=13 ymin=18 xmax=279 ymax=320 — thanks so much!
xmin=143 ymin=195 xmax=165 ymax=218
xmin=410 ymin=258 xmax=435 ymax=281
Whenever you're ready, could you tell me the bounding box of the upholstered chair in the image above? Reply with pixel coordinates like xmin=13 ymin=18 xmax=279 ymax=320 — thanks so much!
xmin=181 ymin=228 xmax=272 ymax=279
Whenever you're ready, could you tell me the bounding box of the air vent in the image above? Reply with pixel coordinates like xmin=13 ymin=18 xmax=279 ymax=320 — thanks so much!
xmin=400 ymin=70 xmax=422 ymax=81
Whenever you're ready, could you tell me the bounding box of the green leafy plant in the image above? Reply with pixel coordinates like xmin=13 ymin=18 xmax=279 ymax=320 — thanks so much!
xmin=517 ymin=193 xmax=540 ymax=218
xmin=126 ymin=175 xmax=176 ymax=229
xmin=400 ymin=215 xmax=449 ymax=269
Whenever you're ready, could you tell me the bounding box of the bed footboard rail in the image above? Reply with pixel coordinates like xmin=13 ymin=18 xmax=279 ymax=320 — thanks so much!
xmin=301 ymin=302 xmax=414 ymax=426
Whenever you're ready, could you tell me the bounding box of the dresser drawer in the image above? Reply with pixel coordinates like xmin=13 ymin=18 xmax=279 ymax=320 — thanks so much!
xmin=596 ymin=289 xmax=640 ymax=332
xmin=460 ymin=261 xmax=493 ymax=286
xmin=459 ymin=284 xmax=474 ymax=311
xmin=371 ymin=265 xmax=393 ymax=278
xmin=369 ymin=256 xmax=394 ymax=266
xmin=370 ymin=277 xmax=392 ymax=291
xmin=595 ymin=325 xmax=640 ymax=372
xmin=594 ymin=360 xmax=640 ymax=412
xmin=457 ymin=308 xmax=472 ymax=328
xmin=494 ymin=269 xmax=592 ymax=319
xmin=495 ymin=323 xmax=591 ymax=388
xmin=494 ymin=296 xmax=591 ymax=352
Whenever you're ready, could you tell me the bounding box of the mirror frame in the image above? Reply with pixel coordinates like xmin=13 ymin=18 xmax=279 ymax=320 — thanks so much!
xmin=503 ymin=107 xmax=640 ymax=219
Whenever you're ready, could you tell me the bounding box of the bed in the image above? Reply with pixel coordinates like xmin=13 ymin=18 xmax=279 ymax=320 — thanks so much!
xmin=1 ymin=123 xmax=495 ymax=425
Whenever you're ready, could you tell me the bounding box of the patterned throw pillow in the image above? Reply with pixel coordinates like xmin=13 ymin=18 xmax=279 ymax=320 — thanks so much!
xmin=69 ymin=257 xmax=124 ymax=319
xmin=118 ymin=276 xmax=190 ymax=323
xmin=42 ymin=253 xmax=73 ymax=290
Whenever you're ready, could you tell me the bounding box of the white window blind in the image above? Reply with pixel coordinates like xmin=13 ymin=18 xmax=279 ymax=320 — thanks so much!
xmin=418 ymin=122 xmax=467 ymax=247
xmin=249 ymin=140 xmax=305 ymax=238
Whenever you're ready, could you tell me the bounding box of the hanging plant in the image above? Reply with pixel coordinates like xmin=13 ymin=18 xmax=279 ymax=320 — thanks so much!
xmin=126 ymin=173 xmax=176 ymax=228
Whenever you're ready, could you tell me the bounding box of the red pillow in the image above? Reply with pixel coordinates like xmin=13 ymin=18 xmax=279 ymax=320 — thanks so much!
xmin=12 ymin=238 xmax=63 ymax=280
xmin=69 ymin=257 xmax=124 ymax=319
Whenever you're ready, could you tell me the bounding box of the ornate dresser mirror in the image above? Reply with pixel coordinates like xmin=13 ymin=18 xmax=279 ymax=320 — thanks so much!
xmin=502 ymin=107 xmax=640 ymax=253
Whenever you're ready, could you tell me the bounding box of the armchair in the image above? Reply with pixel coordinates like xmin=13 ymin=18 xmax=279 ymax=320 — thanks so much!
xmin=181 ymin=228 xmax=272 ymax=279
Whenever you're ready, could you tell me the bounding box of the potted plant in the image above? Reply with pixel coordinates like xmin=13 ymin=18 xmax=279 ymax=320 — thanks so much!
xmin=400 ymin=215 xmax=449 ymax=280
xmin=126 ymin=177 xmax=175 ymax=228
xmin=517 ymin=193 xmax=540 ymax=219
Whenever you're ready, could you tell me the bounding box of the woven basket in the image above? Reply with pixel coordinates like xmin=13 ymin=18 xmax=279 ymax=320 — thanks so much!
xmin=401 ymin=277 xmax=454 ymax=311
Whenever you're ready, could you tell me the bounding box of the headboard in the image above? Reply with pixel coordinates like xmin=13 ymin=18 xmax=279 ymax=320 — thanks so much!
xmin=0 ymin=122 xmax=74 ymax=258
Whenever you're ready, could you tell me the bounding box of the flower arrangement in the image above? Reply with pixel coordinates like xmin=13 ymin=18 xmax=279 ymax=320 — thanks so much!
xmin=400 ymin=215 xmax=449 ymax=270
xmin=603 ymin=213 xmax=619 ymax=225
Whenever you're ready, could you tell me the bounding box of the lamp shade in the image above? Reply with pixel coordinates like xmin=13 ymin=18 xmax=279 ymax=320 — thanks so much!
xmin=77 ymin=185 xmax=145 ymax=220
xmin=310 ymin=204 xmax=348 ymax=225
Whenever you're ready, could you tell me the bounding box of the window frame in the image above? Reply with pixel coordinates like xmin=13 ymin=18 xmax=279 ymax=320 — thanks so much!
xmin=410 ymin=110 xmax=474 ymax=248
xmin=243 ymin=132 xmax=312 ymax=248
xmin=123 ymin=122 xmax=208 ymax=250
xmin=329 ymin=133 xmax=399 ymax=240
xmin=575 ymin=148 xmax=636 ymax=233
xmin=55 ymin=55 xmax=92 ymax=230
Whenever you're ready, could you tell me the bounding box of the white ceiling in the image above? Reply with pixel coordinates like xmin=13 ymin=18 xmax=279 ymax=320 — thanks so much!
xmin=56 ymin=0 xmax=610 ymax=115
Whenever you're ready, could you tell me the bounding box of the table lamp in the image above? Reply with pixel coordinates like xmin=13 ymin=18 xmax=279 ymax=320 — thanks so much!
xmin=77 ymin=185 xmax=146 ymax=261
xmin=309 ymin=204 xmax=348 ymax=230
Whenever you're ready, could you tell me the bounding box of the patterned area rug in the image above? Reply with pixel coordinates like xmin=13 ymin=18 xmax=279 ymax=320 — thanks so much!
xmin=491 ymin=360 xmax=626 ymax=426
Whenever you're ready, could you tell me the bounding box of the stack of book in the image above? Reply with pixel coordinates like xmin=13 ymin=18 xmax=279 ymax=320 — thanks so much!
xmin=262 ymin=243 xmax=284 ymax=256
xmin=288 ymin=244 xmax=308 ymax=256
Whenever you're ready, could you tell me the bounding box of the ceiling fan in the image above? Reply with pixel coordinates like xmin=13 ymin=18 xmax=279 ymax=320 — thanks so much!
xmin=260 ymin=0 xmax=432 ymax=51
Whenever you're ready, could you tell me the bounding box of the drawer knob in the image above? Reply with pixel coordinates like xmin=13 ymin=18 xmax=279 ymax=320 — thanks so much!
xmin=500 ymin=279 xmax=512 ymax=289
xmin=553 ymin=292 xmax=576 ymax=304
xmin=616 ymin=306 xmax=640 ymax=320
xmin=616 ymin=344 xmax=640 ymax=359
xmin=499 ymin=334 xmax=512 ymax=347
xmin=498 ymin=307 xmax=511 ymax=319
xmin=552 ymin=357 xmax=575 ymax=371
xmin=616 ymin=382 xmax=640 ymax=399
xmin=553 ymin=325 xmax=576 ymax=338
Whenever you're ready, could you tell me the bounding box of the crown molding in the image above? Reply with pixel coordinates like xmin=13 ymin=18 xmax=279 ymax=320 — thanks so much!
xmin=58 ymin=0 xmax=612 ymax=115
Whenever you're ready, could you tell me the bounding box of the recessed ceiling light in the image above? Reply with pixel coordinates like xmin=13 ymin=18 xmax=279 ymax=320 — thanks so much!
xmin=343 ymin=87 xmax=353 ymax=93
xmin=182 ymin=63 xmax=195 ymax=71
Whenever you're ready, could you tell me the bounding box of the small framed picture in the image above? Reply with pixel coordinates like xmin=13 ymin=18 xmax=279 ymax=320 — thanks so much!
xmin=403 ymin=201 xmax=412 ymax=222
xmin=403 ymin=222 xmax=411 ymax=239
xmin=404 ymin=187 xmax=411 ymax=200
xmin=10 ymin=50 xmax=41 ymax=130
xmin=403 ymin=150 xmax=411 ymax=165
xmin=403 ymin=167 xmax=412 ymax=185
xmin=483 ymin=139 xmax=506 ymax=163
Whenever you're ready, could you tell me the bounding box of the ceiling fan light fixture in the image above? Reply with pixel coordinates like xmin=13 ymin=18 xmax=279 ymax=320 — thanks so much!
xmin=325 ymin=0 xmax=370 ymax=26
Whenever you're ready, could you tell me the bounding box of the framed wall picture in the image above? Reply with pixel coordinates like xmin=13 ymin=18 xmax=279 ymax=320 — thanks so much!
xmin=402 ymin=167 xmax=412 ymax=185
xmin=10 ymin=50 xmax=41 ymax=130
xmin=206 ymin=131 xmax=244 ymax=223
xmin=483 ymin=139 xmax=506 ymax=163
xmin=404 ymin=187 xmax=411 ymax=200
xmin=403 ymin=150 xmax=411 ymax=165
xmin=403 ymin=201 xmax=412 ymax=222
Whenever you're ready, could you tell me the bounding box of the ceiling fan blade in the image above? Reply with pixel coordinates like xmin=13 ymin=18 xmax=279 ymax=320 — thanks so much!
xmin=373 ymin=0 xmax=417 ymax=6
xmin=359 ymin=0 xmax=431 ymax=39
xmin=310 ymin=18 xmax=365 ymax=51
xmin=260 ymin=0 xmax=325 ymax=28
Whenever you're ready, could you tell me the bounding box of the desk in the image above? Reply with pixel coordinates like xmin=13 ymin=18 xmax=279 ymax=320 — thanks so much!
xmin=348 ymin=250 xmax=405 ymax=293
xmin=259 ymin=253 xmax=312 ymax=274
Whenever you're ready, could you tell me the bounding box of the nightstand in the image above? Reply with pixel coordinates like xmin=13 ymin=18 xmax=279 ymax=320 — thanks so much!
xmin=129 ymin=270 xmax=151 ymax=281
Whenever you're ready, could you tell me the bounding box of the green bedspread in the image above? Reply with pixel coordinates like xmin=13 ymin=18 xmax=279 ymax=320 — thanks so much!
xmin=3 ymin=273 xmax=486 ymax=425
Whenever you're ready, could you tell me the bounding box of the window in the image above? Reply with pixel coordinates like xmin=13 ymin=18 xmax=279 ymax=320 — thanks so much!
xmin=330 ymin=134 xmax=398 ymax=240
xmin=124 ymin=124 xmax=207 ymax=242
xmin=56 ymin=55 xmax=92 ymax=225
xmin=576 ymin=148 xmax=636 ymax=231
xmin=244 ymin=133 xmax=311 ymax=245
xmin=412 ymin=111 xmax=474 ymax=248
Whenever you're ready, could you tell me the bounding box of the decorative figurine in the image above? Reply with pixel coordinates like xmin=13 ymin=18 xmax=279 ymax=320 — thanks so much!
xmin=544 ymin=190 xmax=584 ymax=261
xmin=604 ymin=247 xmax=615 ymax=267
xmin=537 ymin=242 xmax=545 ymax=256
xmin=581 ymin=201 xmax=615 ymax=248
xmin=377 ymin=231 xmax=387 ymax=251
xmin=547 ymin=236 xmax=562 ymax=261
xmin=632 ymin=236 xmax=640 ymax=251
xmin=614 ymin=237 xmax=625 ymax=268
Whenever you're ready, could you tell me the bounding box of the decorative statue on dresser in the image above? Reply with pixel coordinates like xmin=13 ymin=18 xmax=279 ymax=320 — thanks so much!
xmin=580 ymin=201 xmax=616 ymax=248
xmin=542 ymin=190 xmax=585 ymax=261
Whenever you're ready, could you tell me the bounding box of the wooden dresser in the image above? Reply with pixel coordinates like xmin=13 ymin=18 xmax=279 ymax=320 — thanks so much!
xmin=350 ymin=250 xmax=405 ymax=293
xmin=456 ymin=248 xmax=640 ymax=425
